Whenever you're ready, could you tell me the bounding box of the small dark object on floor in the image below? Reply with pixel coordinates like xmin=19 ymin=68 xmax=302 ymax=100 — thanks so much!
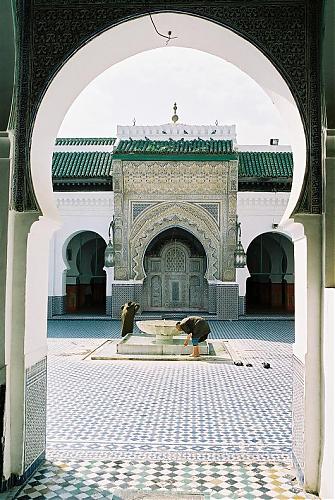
xmin=234 ymin=360 xmax=244 ymax=366
xmin=246 ymin=363 xmax=253 ymax=367
xmin=262 ymin=362 xmax=271 ymax=369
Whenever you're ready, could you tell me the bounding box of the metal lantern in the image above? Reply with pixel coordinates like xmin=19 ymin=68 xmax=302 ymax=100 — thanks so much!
xmin=104 ymin=216 xmax=116 ymax=267
xmin=104 ymin=240 xmax=115 ymax=267
xmin=234 ymin=240 xmax=247 ymax=268
xmin=233 ymin=218 xmax=247 ymax=268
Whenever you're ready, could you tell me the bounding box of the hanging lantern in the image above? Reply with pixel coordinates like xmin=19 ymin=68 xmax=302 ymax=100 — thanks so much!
xmin=234 ymin=240 xmax=247 ymax=268
xmin=233 ymin=218 xmax=247 ymax=268
xmin=105 ymin=216 xmax=116 ymax=267
xmin=104 ymin=240 xmax=115 ymax=267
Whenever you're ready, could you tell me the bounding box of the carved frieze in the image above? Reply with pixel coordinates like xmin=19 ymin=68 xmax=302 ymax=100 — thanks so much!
xmin=122 ymin=160 xmax=233 ymax=195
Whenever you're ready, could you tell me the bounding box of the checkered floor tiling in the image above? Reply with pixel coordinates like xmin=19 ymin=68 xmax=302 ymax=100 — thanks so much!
xmin=15 ymin=459 xmax=310 ymax=499
xmin=10 ymin=319 xmax=315 ymax=499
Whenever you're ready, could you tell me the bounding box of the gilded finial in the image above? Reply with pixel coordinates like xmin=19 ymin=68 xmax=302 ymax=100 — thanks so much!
xmin=171 ymin=102 xmax=178 ymax=123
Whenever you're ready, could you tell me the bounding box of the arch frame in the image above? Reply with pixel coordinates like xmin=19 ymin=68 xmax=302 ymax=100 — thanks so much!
xmin=129 ymin=201 xmax=221 ymax=281
xmin=13 ymin=0 xmax=322 ymax=216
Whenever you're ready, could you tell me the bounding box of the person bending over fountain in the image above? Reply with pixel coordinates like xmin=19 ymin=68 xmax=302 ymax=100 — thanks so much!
xmin=175 ymin=316 xmax=210 ymax=358
xmin=120 ymin=301 xmax=140 ymax=337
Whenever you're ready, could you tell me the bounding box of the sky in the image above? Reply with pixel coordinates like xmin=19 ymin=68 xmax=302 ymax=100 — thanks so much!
xmin=58 ymin=47 xmax=290 ymax=146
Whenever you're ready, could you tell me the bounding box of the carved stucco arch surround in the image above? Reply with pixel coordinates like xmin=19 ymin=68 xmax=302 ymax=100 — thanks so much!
xmin=28 ymin=8 xmax=319 ymax=220
xmin=130 ymin=202 xmax=220 ymax=281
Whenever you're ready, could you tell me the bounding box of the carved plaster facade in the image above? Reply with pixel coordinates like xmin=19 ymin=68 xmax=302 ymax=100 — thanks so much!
xmin=112 ymin=159 xmax=238 ymax=299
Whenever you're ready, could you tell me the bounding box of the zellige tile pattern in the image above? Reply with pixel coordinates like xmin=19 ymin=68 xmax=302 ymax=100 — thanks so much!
xmin=13 ymin=319 xmax=314 ymax=499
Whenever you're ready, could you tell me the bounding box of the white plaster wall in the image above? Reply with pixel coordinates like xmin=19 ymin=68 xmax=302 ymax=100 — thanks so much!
xmin=237 ymin=144 xmax=292 ymax=152
xmin=48 ymin=192 xmax=114 ymax=297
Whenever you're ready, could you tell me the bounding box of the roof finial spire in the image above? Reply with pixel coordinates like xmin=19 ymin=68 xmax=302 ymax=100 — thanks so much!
xmin=171 ymin=102 xmax=179 ymax=123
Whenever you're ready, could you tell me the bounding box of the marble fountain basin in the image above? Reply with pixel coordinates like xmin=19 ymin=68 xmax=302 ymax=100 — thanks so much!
xmin=136 ymin=320 xmax=179 ymax=341
xmin=115 ymin=320 xmax=209 ymax=355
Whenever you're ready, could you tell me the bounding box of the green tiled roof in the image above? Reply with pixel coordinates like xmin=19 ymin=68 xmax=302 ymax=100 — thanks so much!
xmin=238 ymin=151 xmax=293 ymax=177
xmin=52 ymin=152 xmax=113 ymax=178
xmin=55 ymin=137 xmax=116 ymax=146
xmin=51 ymin=148 xmax=293 ymax=182
xmin=114 ymin=139 xmax=235 ymax=155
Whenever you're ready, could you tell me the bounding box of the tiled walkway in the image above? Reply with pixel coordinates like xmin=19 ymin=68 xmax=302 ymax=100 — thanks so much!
xmin=13 ymin=320 xmax=315 ymax=499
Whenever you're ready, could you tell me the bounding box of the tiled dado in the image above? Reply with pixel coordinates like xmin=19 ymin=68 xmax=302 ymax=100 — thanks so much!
xmin=106 ymin=295 xmax=112 ymax=316
xmin=238 ymin=295 xmax=246 ymax=316
xmin=111 ymin=283 xmax=143 ymax=319
xmin=292 ymin=354 xmax=305 ymax=484
xmin=216 ymin=283 xmax=239 ymax=320
xmin=24 ymin=358 xmax=47 ymax=473
xmin=48 ymin=296 xmax=66 ymax=318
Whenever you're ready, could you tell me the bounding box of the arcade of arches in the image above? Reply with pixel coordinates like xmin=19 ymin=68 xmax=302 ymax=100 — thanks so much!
xmin=0 ymin=2 xmax=334 ymax=499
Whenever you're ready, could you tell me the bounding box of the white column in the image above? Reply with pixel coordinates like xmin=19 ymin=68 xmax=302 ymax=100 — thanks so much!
xmin=25 ymin=216 xmax=60 ymax=365
xmin=235 ymin=267 xmax=249 ymax=297
xmin=294 ymin=214 xmax=322 ymax=493
xmin=0 ymin=134 xmax=11 ymax=388
xmin=4 ymin=211 xmax=39 ymax=476
xmin=104 ymin=266 xmax=115 ymax=293
xmin=104 ymin=266 xmax=115 ymax=316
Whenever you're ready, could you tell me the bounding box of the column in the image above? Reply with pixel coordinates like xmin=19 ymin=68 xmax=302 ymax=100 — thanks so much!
xmin=3 ymin=213 xmax=58 ymax=485
xmin=293 ymin=214 xmax=322 ymax=493
xmin=235 ymin=267 xmax=250 ymax=316
xmin=104 ymin=266 xmax=114 ymax=316
xmin=0 ymin=134 xmax=11 ymax=489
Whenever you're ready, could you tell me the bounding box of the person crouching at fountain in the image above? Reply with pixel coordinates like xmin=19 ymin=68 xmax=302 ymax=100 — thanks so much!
xmin=120 ymin=301 xmax=140 ymax=337
xmin=175 ymin=316 xmax=210 ymax=358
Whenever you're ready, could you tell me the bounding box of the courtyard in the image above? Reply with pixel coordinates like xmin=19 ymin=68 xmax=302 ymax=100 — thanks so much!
xmin=11 ymin=319 xmax=315 ymax=499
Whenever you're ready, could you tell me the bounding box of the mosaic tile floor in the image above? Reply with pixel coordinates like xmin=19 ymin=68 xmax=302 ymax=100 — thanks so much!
xmin=14 ymin=460 xmax=310 ymax=499
xmin=12 ymin=320 xmax=315 ymax=499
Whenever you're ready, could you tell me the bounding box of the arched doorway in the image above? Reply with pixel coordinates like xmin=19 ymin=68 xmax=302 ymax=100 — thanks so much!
xmin=143 ymin=228 xmax=207 ymax=311
xmin=246 ymin=232 xmax=294 ymax=314
xmin=65 ymin=231 xmax=106 ymax=314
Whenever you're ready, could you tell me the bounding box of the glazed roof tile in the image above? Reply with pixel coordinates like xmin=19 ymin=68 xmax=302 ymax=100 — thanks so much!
xmin=52 ymin=147 xmax=293 ymax=181
xmin=114 ymin=138 xmax=235 ymax=155
xmin=52 ymin=152 xmax=113 ymax=178
xmin=238 ymin=151 xmax=293 ymax=177
xmin=55 ymin=137 xmax=116 ymax=146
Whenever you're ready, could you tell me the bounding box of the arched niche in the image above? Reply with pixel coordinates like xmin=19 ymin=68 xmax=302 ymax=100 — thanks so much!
xmin=143 ymin=227 xmax=208 ymax=311
xmin=129 ymin=201 xmax=220 ymax=280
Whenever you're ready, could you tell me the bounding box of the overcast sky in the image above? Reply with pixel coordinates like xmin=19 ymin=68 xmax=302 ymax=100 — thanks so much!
xmin=58 ymin=47 xmax=290 ymax=146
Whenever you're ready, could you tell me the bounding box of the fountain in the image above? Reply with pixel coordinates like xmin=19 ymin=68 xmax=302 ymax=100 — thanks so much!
xmin=136 ymin=319 xmax=179 ymax=342
xmin=116 ymin=319 xmax=209 ymax=356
